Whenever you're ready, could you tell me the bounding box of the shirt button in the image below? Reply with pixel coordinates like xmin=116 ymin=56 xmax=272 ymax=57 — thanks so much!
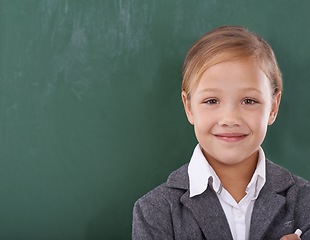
xmin=235 ymin=209 xmax=242 ymax=218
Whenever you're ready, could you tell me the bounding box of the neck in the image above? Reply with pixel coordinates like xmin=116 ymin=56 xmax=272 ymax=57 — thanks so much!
xmin=206 ymin=151 xmax=258 ymax=202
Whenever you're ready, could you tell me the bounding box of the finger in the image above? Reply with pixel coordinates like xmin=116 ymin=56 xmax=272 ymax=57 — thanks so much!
xmin=280 ymin=234 xmax=301 ymax=240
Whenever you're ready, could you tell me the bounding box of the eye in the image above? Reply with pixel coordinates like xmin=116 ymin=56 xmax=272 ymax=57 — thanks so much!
xmin=242 ymin=98 xmax=258 ymax=105
xmin=203 ymin=99 xmax=219 ymax=105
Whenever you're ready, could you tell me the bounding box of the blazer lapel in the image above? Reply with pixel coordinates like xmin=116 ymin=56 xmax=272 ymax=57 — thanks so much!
xmin=249 ymin=188 xmax=286 ymax=240
xmin=181 ymin=187 xmax=233 ymax=240
xmin=249 ymin=160 xmax=295 ymax=240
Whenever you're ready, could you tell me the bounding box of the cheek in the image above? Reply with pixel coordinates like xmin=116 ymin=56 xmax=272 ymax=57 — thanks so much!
xmin=249 ymin=114 xmax=269 ymax=134
xmin=242 ymin=108 xmax=266 ymax=127
xmin=193 ymin=111 xmax=215 ymax=132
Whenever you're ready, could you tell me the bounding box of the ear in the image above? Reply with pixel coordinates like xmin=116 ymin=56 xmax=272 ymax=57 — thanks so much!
xmin=268 ymin=91 xmax=281 ymax=125
xmin=182 ymin=91 xmax=194 ymax=125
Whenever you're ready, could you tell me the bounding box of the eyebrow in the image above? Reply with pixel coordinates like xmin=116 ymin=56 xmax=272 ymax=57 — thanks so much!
xmin=197 ymin=88 xmax=219 ymax=94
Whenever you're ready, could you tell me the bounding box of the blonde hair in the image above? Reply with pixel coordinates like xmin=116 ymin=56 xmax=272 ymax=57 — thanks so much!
xmin=182 ymin=26 xmax=282 ymax=99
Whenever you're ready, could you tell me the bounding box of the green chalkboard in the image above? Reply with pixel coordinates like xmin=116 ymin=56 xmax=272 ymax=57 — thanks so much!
xmin=0 ymin=0 xmax=310 ymax=239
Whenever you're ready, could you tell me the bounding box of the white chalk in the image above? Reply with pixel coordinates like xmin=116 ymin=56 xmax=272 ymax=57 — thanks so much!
xmin=294 ymin=229 xmax=302 ymax=237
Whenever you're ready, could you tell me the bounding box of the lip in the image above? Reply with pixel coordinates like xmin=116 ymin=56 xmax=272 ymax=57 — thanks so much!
xmin=213 ymin=133 xmax=249 ymax=143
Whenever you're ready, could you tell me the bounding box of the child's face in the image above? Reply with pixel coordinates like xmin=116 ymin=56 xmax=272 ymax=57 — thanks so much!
xmin=182 ymin=59 xmax=281 ymax=166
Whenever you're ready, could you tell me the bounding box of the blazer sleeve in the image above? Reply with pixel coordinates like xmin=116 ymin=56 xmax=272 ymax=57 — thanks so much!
xmin=132 ymin=189 xmax=174 ymax=240
xmin=294 ymin=178 xmax=310 ymax=239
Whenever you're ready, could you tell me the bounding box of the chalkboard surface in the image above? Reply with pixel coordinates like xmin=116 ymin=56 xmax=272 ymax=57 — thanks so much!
xmin=1 ymin=0 xmax=310 ymax=239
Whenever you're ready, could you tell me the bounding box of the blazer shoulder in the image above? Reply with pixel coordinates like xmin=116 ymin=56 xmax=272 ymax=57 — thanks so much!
xmin=291 ymin=172 xmax=310 ymax=187
xmin=132 ymin=165 xmax=190 ymax=240
xmin=291 ymin=172 xmax=310 ymax=200
xmin=266 ymin=159 xmax=310 ymax=191
xmin=167 ymin=163 xmax=189 ymax=189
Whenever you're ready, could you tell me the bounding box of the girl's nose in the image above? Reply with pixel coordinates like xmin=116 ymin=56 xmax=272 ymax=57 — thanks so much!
xmin=217 ymin=107 xmax=242 ymax=127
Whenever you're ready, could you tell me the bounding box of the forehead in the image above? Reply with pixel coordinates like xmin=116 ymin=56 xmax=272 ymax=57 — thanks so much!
xmin=201 ymin=59 xmax=264 ymax=79
xmin=194 ymin=59 xmax=272 ymax=94
xmin=190 ymin=54 xmax=256 ymax=87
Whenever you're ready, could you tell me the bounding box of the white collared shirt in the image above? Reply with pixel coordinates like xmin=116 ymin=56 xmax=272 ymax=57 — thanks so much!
xmin=188 ymin=144 xmax=266 ymax=240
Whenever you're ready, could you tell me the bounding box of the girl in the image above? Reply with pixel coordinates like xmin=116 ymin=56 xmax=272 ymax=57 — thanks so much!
xmin=132 ymin=26 xmax=310 ymax=240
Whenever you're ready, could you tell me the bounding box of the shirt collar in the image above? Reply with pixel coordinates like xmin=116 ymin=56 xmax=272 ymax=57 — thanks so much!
xmin=188 ymin=144 xmax=266 ymax=198
xmin=248 ymin=147 xmax=266 ymax=199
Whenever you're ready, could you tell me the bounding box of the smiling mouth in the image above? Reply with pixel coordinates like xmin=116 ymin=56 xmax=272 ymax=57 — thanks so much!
xmin=213 ymin=133 xmax=248 ymax=142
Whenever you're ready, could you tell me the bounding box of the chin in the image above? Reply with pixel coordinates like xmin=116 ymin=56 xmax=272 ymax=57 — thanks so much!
xmin=211 ymin=152 xmax=252 ymax=164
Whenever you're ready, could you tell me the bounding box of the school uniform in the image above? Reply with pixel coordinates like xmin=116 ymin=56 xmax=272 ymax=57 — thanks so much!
xmin=132 ymin=146 xmax=310 ymax=240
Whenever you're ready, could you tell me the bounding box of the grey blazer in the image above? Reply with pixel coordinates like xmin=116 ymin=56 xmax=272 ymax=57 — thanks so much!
xmin=132 ymin=160 xmax=310 ymax=240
